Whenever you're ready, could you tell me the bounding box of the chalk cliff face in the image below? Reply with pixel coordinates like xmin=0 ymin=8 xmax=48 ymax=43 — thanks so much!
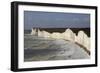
xmin=37 ymin=29 xmax=42 ymax=37
xmin=31 ymin=28 xmax=36 ymax=35
xmin=76 ymin=31 xmax=86 ymax=45
xmin=51 ymin=32 xmax=62 ymax=39
xmin=31 ymin=28 xmax=90 ymax=52
xmin=62 ymin=29 xmax=75 ymax=42
xmin=42 ymin=31 xmax=51 ymax=38
xmin=75 ymin=31 xmax=90 ymax=52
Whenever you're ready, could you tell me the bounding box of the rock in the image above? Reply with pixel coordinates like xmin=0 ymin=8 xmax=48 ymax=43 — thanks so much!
xmin=76 ymin=31 xmax=85 ymax=45
xmin=62 ymin=29 xmax=75 ymax=42
xmin=42 ymin=31 xmax=51 ymax=38
xmin=84 ymin=37 xmax=90 ymax=51
xmin=51 ymin=32 xmax=62 ymax=39
xmin=37 ymin=29 xmax=43 ymax=37
xmin=76 ymin=31 xmax=90 ymax=51
xmin=31 ymin=28 xmax=36 ymax=35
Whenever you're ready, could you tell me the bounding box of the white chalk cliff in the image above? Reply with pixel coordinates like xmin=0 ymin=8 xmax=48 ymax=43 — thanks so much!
xmin=31 ymin=28 xmax=36 ymax=35
xmin=62 ymin=29 xmax=75 ymax=42
xmin=31 ymin=28 xmax=90 ymax=52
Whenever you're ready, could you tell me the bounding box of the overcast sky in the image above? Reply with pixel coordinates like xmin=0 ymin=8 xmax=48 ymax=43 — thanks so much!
xmin=24 ymin=11 xmax=90 ymax=30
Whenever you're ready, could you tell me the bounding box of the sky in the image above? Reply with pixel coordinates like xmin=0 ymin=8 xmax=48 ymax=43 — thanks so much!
xmin=24 ymin=11 xmax=90 ymax=30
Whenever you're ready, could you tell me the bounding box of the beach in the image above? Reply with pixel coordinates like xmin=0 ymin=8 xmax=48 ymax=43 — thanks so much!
xmin=24 ymin=34 xmax=89 ymax=62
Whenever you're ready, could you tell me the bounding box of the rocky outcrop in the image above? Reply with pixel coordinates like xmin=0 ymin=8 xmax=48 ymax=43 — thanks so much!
xmin=75 ymin=31 xmax=90 ymax=52
xmin=42 ymin=31 xmax=51 ymax=38
xmin=31 ymin=28 xmax=36 ymax=35
xmin=62 ymin=29 xmax=75 ymax=42
xmin=37 ymin=29 xmax=43 ymax=37
xmin=51 ymin=32 xmax=62 ymax=39
xmin=75 ymin=31 xmax=86 ymax=45
xmin=31 ymin=28 xmax=90 ymax=53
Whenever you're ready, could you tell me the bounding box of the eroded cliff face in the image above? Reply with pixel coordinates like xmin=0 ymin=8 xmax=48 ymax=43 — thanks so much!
xmin=62 ymin=29 xmax=75 ymax=42
xmin=31 ymin=28 xmax=90 ymax=53
xmin=31 ymin=28 xmax=36 ymax=35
